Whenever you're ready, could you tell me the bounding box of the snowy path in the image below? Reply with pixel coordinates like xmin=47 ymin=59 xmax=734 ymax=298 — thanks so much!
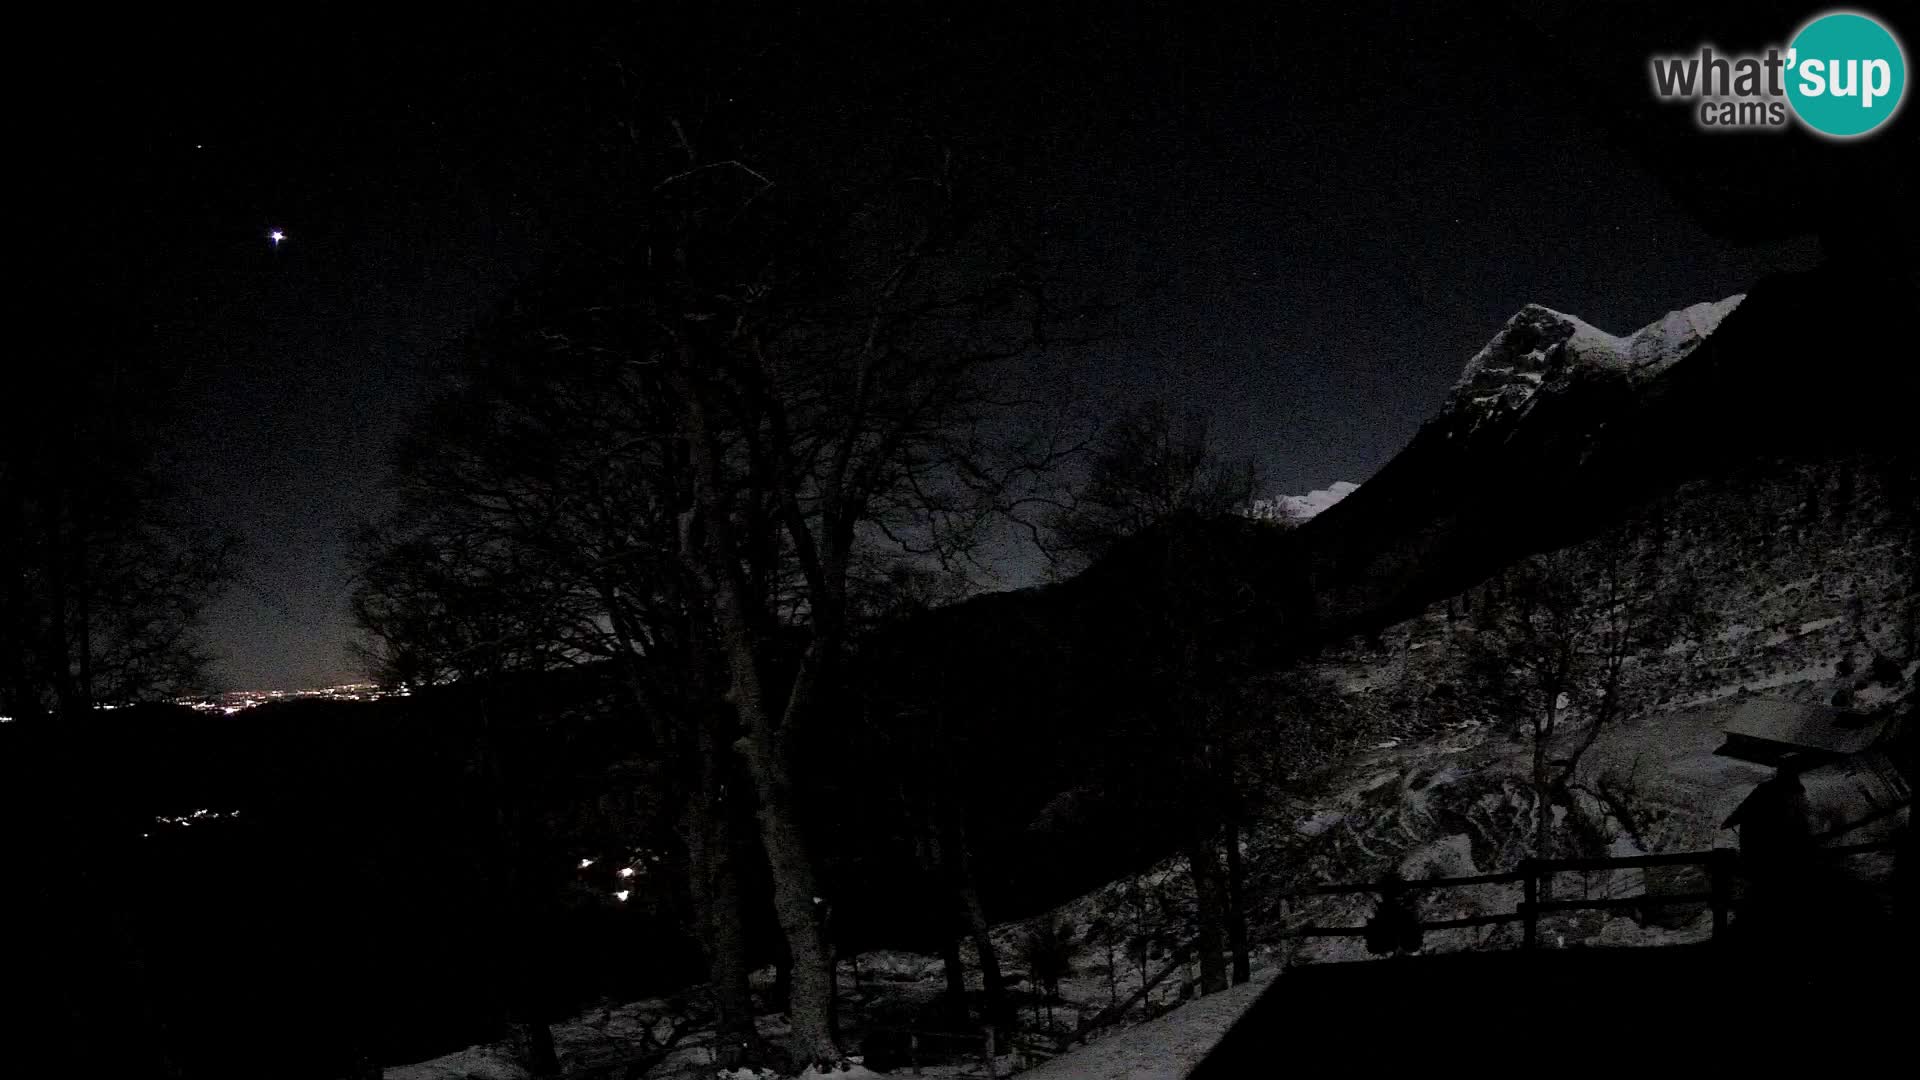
xmin=1017 ymin=972 xmax=1275 ymax=1080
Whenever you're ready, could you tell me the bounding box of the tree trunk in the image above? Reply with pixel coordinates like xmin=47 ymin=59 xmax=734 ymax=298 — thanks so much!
xmin=722 ymin=674 xmax=838 ymax=1064
xmin=1184 ymin=827 xmax=1230 ymax=995
xmin=919 ymin=822 xmax=969 ymax=1011
xmin=682 ymin=369 xmax=843 ymax=1066
xmin=0 ymin=495 xmax=48 ymax=720
xmin=730 ymin=720 xmax=840 ymax=1066
xmin=685 ymin=746 xmax=764 ymax=1067
xmin=939 ymin=804 xmax=1008 ymax=1030
xmin=44 ymin=496 xmax=82 ymax=722
xmin=939 ymin=932 xmax=966 ymax=1002
xmin=1531 ymin=689 xmax=1558 ymax=858
xmin=75 ymin=530 xmax=91 ymax=709
xmin=959 ymin=875 xmax=1008 ymax=1029
xmin=481 ymin=701 xmax=557 ymax=1078
xmin=508 ymin=1020 xmax=559 ymax=1078
xmin=1223 ymin=823 xmax=1250 ymax=985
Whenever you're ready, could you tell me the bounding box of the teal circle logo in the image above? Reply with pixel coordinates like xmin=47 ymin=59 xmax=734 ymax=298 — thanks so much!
xmin=1786 ymin=12 xmax=1907 ymax=137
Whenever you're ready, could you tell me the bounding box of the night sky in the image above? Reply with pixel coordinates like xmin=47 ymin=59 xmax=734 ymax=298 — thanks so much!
xmin=47 ymin=3 xmax=1825 ymax=690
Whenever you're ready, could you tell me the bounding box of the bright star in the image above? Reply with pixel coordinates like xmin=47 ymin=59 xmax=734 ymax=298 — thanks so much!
xmin=269 ymin=229 xmax=286 ymax=246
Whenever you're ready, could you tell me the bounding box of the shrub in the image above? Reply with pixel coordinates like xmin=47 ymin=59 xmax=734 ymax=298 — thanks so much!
xmin=1020 ymin=921 xmax=1078 ymax=1000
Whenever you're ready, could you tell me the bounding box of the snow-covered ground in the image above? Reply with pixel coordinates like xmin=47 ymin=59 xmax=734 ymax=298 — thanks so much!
xmin=1015 ymin=972 xmax=1273 ymax=1080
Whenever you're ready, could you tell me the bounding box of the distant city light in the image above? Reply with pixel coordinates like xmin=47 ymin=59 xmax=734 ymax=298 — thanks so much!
xmin=617 ymin=866 xmax=636 ymax=879
xmin=153 ymin=809 xmax=240 ymax=828
xmin=614 ymin=890 xmax=630 ymax=902
xmin=268 ymin=229 xmax=286 ymax=246
xmin=177 ymin=683 xmax=404 ymax=713
xmin=578 ymin=858 xmax=595 ymax=870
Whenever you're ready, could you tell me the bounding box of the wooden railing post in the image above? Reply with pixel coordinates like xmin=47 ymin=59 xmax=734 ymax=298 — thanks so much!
xmin=983 ymin=1025 xmax=997 ymax=1079
xmin=910 ymin=1033 xmax=921 ymax=1076
xmin=1521 ymin=860 xmax=1538 ymax=951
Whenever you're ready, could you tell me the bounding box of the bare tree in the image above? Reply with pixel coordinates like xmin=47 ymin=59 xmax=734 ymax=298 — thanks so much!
xmin=351 ymin=324 xmax=772 ymax=1068
xmin=1466 ymin=512 xmax=1710 ymax=857
xmin=358 ymin=113 xmax=1079 ymax=1065
xmin=656 ymin=167 xmax=1061 ymax=1066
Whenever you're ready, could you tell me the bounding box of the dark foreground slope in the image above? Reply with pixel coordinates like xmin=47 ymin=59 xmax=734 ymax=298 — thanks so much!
xmin=1190 ymin=939 xmax=1914 ymax=1075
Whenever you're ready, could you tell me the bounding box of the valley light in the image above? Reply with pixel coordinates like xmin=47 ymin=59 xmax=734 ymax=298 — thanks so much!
xmin=578 ymin=857 xmax=595 ymax=870
xmin=617 ymin=867 xmax=636 ymax=878
xmin=614 ymin=890 xmax=630 ymax=902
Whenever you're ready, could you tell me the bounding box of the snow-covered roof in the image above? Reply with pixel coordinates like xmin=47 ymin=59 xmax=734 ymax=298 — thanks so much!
xmin=1716 ymin=697 xmax=1892 ymax=758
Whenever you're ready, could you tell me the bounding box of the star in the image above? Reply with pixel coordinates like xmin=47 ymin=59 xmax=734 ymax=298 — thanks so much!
xmin=268 ymin=229 xmax=287 ymax=247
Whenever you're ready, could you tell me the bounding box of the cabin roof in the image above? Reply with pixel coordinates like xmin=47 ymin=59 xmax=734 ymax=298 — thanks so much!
xmin=1714 ymin=698 xmax=1890 ymax=760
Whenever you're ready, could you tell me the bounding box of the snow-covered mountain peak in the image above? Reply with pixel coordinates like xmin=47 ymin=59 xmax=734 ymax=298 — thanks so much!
xmin=1247 ymin=480 xmax=1360 ymax=524
xmin=1625 ymin=295 xmax=1746 ymax=372
xmin=1448 ymin=295 xmax=1745 ymax=421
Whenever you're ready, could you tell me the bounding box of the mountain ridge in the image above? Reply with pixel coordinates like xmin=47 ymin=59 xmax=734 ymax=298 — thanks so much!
xmin=1293 ymin=260 xmax=1916 ymax=641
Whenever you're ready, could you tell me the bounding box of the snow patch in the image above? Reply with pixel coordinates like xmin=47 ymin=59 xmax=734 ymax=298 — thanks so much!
xmin=1296 ymin=809 xmax=1345 ymax=837
xmin=385 ymin=1046 xmax=532 ymax=1080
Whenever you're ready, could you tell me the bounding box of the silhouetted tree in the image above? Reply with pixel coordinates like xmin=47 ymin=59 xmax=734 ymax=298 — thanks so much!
xmin=355 ymin=97 xmax=1082 ymax=1069
xmin=3 ymin=349 xmax=235 ymax=1080
xmin=350 ymin=316 xmax=767 ymax=1069
xmin=1046 ymin=402 xmax=1271 ymax=993
xmin=1043 ymin=402 xmax=1258 ymax=572
xmin=2 ymin=359 xmax=234 ymax=722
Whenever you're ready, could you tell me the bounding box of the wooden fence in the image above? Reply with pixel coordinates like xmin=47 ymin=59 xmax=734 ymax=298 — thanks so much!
xmin=1275 ymin=840 xmax=1900 ymax=957
xmin=859 ymin=841 xmax=1901 ymax=1076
